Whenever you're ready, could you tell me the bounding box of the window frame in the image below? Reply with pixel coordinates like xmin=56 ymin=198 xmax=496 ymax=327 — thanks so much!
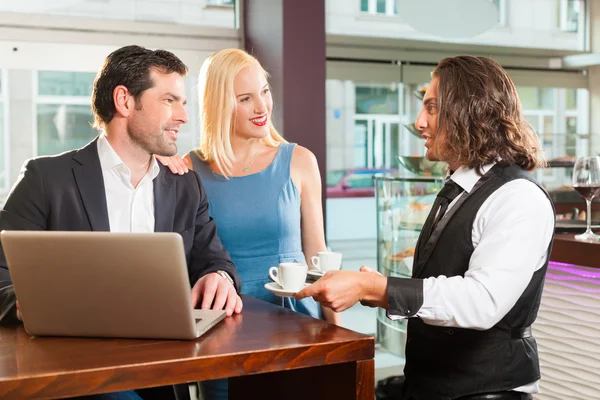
xmin=0 ymin=69 xmax=8 ymax=196
xmin=559 ymin=0 xmax=583 ymax=33
xmin=495 ymin=0 xmax=508 ymax=27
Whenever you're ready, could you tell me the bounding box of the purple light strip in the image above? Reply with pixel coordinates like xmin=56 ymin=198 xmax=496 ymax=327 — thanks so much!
xmin=548 ymin=262 xmax=600 ymax=279
xmin=546 ymin=273 xmax=600 ymax=287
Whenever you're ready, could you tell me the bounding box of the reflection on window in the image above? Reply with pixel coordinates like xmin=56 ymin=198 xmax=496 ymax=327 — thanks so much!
xmin=36 ymin=71 xmax=97 ymax=157
xmin=360 ymin=0 xmax=397 ymax=15
xmin=558 ymin=0 xmax=582 ymax=33
xmin=37 ymin=104 xmax=96 ymax=157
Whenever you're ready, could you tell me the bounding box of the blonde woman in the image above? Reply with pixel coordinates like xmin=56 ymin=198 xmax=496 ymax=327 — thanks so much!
xmin=157 ymin=48 xmax=339 ymax=399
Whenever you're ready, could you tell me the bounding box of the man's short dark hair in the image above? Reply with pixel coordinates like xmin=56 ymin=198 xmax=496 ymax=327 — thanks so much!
xmin=91 ymin=45 xmax=188 ymax=130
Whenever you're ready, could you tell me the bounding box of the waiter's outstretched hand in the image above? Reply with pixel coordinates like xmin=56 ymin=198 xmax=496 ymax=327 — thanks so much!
xmin=295 ymin=266 xmax=388 ymax=312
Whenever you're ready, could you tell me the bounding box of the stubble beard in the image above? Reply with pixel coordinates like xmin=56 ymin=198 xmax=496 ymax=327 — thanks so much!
xmin=127 ymin=121 xmax=177 ymax=157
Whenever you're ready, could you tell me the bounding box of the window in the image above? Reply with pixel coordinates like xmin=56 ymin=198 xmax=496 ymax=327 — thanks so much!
xmin=558 ymin=0 xmax=582 ymax=33
xmin=517 ymin=87 xmax=555 ymax=110
xmin=360 ymin=0 xmax=397 ymax=16
xmin=0 ymin=71 xmax=6 ymax=197
xmin=353 ymin=84 xmax=402 ymax=169
xmin=355 ymin=85 xmax=400 ymax=114
xmin=35 ymin=72 xmax=97 ymax=157
xmin=518 ymin=86 xmax=589 ymax=189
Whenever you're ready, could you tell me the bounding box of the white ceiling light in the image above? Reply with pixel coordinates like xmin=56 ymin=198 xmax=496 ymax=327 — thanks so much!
xmin=397 ymin=0 xmax=499 ymax=39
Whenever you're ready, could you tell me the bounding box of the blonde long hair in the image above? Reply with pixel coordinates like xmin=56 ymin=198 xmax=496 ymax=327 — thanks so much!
xmin=196 ymin=48 xmax=286 ymax=176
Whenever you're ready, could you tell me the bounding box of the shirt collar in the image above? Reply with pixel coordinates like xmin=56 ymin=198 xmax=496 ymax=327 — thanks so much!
xmin=448 ymin=162 xmax=496 ymax=193
xmin=97 ymin=133 xmax=124 ymax=171
xmin=97 ymin=133 xmax=160 ymax=181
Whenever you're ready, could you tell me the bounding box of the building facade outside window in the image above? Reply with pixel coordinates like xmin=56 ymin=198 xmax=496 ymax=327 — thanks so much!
xmin=360 ymin=0 xmax=397 ymax=16
xmin=329 ymin=0 xmax=586 ymax=50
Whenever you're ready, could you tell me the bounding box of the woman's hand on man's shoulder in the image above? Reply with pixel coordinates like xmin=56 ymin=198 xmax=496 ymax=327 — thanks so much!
xmin=155 ymin=154 xmax=193 ymax=175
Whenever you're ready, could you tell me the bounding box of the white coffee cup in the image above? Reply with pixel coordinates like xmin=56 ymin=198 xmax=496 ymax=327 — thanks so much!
xmin=268 ymin=262 xmax=308 ymax=291
xmin=310 ymin=251 xmax=342 ymax=273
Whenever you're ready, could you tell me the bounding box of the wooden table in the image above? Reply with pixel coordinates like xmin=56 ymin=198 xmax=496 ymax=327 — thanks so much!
xmin=551 ymin=233 xmax=600 ymax=269
xmin=0 ymin=296 xmax=375 ymax=400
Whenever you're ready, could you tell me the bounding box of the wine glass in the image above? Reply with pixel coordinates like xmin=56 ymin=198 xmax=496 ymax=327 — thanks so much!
xmin=572 ymin=156 xmax=600 ymax=241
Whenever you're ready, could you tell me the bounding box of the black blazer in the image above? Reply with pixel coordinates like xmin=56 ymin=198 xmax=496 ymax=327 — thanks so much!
xmin=0 ymin=138 xmax=240 ymax=325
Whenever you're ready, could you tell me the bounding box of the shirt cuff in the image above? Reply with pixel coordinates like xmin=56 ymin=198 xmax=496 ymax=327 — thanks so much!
xmin=386 ymin=277 xmax=424 ymax=320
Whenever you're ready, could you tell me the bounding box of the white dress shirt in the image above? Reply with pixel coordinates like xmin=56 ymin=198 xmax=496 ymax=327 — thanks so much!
xmin=390 ymin=163 xmax=555 ymax=393
xmin=97 ymin=134 xmax=160 ymax=233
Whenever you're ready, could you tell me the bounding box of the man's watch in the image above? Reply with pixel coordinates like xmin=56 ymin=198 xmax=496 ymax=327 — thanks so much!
xmin=216 ymin=270 xmax=234 ymax=286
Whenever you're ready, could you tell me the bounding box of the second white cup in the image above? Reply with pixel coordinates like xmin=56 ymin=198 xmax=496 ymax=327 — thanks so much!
xmin=268 ymin=262 xmax=308 ymax=291
xmin=310 ymin=251 xmax=342 ymax=273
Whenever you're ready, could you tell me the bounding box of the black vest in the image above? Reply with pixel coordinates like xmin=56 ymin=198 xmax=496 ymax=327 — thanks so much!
xmin=403 ymin=164 xmax=554 ymax=400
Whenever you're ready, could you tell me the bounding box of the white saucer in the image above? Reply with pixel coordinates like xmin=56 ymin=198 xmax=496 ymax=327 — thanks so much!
xmin=307 ymin=270 xmax=325 ymax=278
xmin=264 ymin=282 xmax=310 ymax=297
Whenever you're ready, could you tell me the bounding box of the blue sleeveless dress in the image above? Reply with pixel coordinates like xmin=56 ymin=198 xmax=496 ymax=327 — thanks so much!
xmin=190 ymin=143 xmax=322 ymax=400
xmin=190 ymin=143 xmax=321 ymax=316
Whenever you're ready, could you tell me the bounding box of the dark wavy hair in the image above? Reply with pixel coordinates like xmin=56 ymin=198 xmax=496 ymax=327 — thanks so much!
xmin=92 ymin=45 xmax=188 ymax=130
xmin=432 ymin=55 xmax=546 ymax=172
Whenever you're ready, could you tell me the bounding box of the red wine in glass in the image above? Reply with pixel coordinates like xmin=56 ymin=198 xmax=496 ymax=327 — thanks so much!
xmin=574 ymin=185 xmax=600 ymax=201
xmin=572 ymin=156 xmax=600 ymax=241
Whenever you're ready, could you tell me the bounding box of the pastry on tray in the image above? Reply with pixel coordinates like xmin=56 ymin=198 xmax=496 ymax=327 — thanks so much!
xmin=388 ymin=247 xmax=415 ymax=262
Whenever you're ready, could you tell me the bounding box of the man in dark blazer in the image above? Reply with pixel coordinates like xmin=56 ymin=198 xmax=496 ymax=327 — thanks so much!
xmin=0 ymin=45 xmax=242 ymax=400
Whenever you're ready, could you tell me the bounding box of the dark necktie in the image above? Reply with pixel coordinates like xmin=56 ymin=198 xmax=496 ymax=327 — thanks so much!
xmin=420 ymin=180 xmax=464 ymax=246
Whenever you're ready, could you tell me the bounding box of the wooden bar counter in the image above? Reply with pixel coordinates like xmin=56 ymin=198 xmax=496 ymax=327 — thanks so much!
xmin=551 ymin=233 xmax=600 ymax=269
xmin=0 ymin=296 xmax=375 ymax=400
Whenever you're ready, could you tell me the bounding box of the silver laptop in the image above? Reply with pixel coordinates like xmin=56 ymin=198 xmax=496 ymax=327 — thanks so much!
xmin=0 ymin=231 xmax=226 ymax=340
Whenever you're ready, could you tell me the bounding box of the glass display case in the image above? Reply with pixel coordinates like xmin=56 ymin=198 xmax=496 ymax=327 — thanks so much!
xmin=374 ymin=175 xmax=444 ymax=357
